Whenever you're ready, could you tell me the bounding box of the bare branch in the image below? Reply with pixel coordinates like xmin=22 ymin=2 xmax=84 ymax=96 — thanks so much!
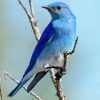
xmin=68 ymin=37 xmax=78 ymax=55
xmin=18 ymin=0 xmax=41 ymax=41
xmin=49 ymin=70 xmax=66 ymax=100
xmin=18 ymin=0 xmax=31 ymax=18
xmin=29 ymin=0 xmax=34 ymax=17
xmin=4 ymin=71 xmax=42 ymax=100
xmin=0 ymin=78 xmax=4 ymax=100
xmin=62 ymin=51 xmax=68 ymax=73
xmin=55 ymin=80 xmax=66 ymax=100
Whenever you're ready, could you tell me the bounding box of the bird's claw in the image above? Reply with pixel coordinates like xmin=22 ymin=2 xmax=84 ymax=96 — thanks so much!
xmin=55 ymin=68 xmax=67 ymax=80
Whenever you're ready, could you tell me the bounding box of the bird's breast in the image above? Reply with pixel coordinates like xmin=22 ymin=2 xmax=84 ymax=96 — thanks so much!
xmin=49 ymin=36 xmax=74 ymax=53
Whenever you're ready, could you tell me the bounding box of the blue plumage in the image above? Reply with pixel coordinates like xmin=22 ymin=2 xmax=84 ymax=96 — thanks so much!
xmin=23 ymin=22 xmax=54 ymax=77
xmin=8 ymin=2 xmax=77 ymax=97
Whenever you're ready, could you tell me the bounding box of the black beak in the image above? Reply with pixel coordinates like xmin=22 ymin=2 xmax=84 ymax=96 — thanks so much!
xmin=42 ymin=5 xmax=51 ymax=10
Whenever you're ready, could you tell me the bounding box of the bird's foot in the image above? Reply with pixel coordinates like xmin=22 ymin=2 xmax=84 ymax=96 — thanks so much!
xmin=55 ymin=67 xmax=67 ymax=80
xmin=45 ymin=66 xmax=67 ymax=80
xmin=45 ymin=66 xmax=61 ymax=70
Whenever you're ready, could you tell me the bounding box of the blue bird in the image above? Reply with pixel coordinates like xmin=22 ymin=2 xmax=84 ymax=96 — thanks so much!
xmin=8 ymin=2 xmax=77 ymax=97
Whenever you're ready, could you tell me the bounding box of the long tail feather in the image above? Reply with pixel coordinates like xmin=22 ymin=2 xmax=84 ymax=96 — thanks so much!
xmin=8 ymin=79 xmax=28 ymax=97
xmin=27 ymin=71 xmax=48 ymax=92
xmin=8 ymin=71 xmax=33 ymax=97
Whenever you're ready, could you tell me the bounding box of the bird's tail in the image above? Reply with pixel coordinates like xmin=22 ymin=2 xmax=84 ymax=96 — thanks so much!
xmin=8 ymin=79 xmax=28 ymax=97
xmin=8 ymin=71 xmax=48 ymax=96
xmin=8 ymin=70 xmax=33 ymax=97
xmin=27 ymin=71 xmax=48 ymax=92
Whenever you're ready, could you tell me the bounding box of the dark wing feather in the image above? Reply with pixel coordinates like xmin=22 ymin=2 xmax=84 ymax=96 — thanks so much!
xmin=23 ymin=22 xmax=54 ymax=77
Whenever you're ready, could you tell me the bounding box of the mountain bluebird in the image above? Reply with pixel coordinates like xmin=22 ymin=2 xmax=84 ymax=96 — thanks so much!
xmin=8 ymin=2 xmax=77 ymax=97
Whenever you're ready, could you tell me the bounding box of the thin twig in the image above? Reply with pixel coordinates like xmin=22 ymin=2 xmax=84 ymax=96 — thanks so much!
xmin=29 ymin=0 xmax=34 ymax=17
xmin=18 ymin=0 xmax=40 ymax=41
xmin=18 ymin=0 xmax=31 ymax=18
xmin=49 ymin=70 xmax=66 ymax=100
xmin=68 ymin=37 xmax=78 ymax=55
xmin=4 ymin=71 xmax=42 ymax=100
xmin=55 ymin=80 xmax=66 ymax=100
xmin=62 ymin=51 xmax=68 ymax=73
xmin=0 ymin=78 xmax=4 ymax=100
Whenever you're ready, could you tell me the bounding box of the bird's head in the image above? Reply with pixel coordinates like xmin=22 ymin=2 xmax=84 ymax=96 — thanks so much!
xmin=42 ymin=2 xmax=75 ymax=20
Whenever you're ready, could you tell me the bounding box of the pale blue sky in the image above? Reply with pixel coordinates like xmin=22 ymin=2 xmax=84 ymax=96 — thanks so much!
xmin=0 ymin=0 xmax=100 ymax=100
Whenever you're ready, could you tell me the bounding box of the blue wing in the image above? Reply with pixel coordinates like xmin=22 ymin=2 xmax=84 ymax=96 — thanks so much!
xmin=23 ymin=22 xmax=54 ymax=77
xmin=8 ymin=22 xmax=54 ymax=97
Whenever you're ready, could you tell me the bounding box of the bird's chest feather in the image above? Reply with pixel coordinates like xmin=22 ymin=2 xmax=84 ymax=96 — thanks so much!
xmin=48 ymin=20 xmax=73 ymax=52
xmin=37 ymin=19 xmax=76 ymax=63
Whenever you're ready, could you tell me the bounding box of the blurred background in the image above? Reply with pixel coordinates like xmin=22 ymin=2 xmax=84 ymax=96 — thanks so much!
xmin=0 ymin=0 xmax=100 ymax=100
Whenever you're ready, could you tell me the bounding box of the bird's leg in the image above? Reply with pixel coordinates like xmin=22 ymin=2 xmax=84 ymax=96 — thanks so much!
xmin=46 ymin=66 xmax=61 ymax=70
xmin=68 ymin=36 xmax=78 ymax=55
xmin=55 ymin=51 xmax=68 ymax=80
xmin=45 ymin=51 xmax=68 ymax=80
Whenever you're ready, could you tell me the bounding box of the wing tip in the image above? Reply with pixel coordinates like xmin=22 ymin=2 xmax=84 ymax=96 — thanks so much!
xmin=8 ymin=90 xmax=16 ymax=97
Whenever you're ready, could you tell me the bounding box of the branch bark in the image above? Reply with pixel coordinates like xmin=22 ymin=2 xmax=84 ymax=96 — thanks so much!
xmin=18 ymin=0 xmax=41 ymax=41
xmin=0 ymin=78 xmax=4 ymax=100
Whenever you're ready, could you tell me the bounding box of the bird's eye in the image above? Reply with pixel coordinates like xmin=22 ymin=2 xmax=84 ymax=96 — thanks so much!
xmin=57 ymin=6 xmax=62 ymax=10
